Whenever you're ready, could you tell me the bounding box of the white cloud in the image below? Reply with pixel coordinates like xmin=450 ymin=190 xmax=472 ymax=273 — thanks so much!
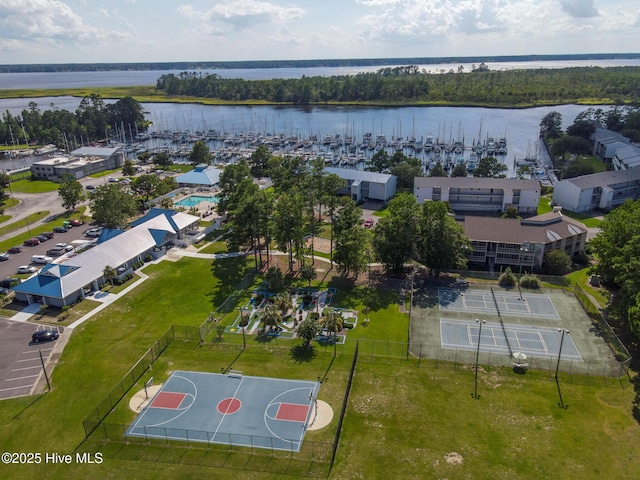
xmin=207 ymin=0 xmax=305 ymax=30
xmin=0 ymin=0 xmax=97 ymax=42
xmin=559 ymin=0 xmax=599 ymax=18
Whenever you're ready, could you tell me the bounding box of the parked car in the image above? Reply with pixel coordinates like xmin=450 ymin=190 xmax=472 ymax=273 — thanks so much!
xmin=41 ymin=231 xmax=55 ymax=239
xmin=35 ymin=234 xmax=50 ymax=242
xmin=86 ymin=185 xmax=96 ymax=190
xmin=363 ymin=218 xmax=374 ymax=228
xmin=32 ymin=329 xmax=59 ymax=343
xmin=53 ymin=226 xmax=69 ymax=233
xmin=31 ymin=255 xmax=53 ymax=264
xmin=70 ymin=219 xmax=84 ymax=227
xmin=86 ymin=228 xmax=103 ymax=238
xmin=17 ymin=265 xmax=37 ymax=274
xmin=55 ymin=243 xmax=74 ymax=252
xmin=8 ymin=246 xmax=22 ymax=254
xmin=46 ymin=247 xmax=65 ymax=257
xmin=23 ymin=238 xmax=40 ymax=246
xmin=0 ymin=253 xmax=9 ymax=261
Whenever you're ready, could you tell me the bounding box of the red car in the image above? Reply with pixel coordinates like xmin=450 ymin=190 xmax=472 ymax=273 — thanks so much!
xmin=8 ymin=246 xmax=22 ymax=254
xmin=23 ymin=238 xmax=40 ymax=246
xmin=70 ymin=219 xmax=84 ymax=227
xmin=363 ymin=218 xmax=374 ymax=228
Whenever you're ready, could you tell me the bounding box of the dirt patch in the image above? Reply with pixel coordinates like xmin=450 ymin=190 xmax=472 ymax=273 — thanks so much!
xmin=445 ymin=452 xmax=464 ymax=465
xmin=305 ymin=236 xmax=332 ymax=254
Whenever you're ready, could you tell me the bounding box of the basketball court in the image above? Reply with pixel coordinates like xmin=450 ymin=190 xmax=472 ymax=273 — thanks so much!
xmin=440 ymin=319 xmax=582 ymax=361
xmin=126 ymin=370 xmax=320 ymax=451
xmin=438 ymin=287 xmax=560 ymax=319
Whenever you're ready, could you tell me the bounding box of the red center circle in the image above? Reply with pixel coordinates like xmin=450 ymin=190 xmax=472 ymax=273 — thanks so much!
xmin=217 ymin=397 xmax=242 ymax=414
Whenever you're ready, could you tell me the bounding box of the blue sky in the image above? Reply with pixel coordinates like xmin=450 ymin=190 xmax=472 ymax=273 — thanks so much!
xmin=0 ymin=0 xmax=638 ymax=64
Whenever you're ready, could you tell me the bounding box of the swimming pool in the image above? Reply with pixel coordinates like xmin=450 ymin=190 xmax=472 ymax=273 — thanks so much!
xmin=174 ymin=195 xmax=219 ymax=207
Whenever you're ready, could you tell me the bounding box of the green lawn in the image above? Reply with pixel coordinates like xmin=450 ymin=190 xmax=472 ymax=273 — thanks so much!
xmin=538 ymin=195 xmax=553 ymax=215
xmin=566 ymin=267 xmax=609 ymax=308
xmin=1 ymin=255 xmax=639 ymax=480
xmin=10 ymin=179 xmax=59 ymax=194
xmin=562 ymin=210 xmax=604 ymax=228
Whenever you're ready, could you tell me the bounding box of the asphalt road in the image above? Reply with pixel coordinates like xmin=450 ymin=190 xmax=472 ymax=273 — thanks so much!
xmin=0 ymin=318 xmax=58 ymax=400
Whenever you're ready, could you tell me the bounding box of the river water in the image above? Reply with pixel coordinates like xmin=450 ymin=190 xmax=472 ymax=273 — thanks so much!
xmin=1 ymin=58 xmax=639 ymax=89
xmin=0 ymin=59 xmax=622 ymax=177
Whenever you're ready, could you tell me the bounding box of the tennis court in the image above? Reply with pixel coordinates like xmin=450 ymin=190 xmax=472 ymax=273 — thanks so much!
xmin=438 ymin=287 xmax=560 ymax=319
xmin=440 ymin=319 xmax=582 ymax=361
xmin=126 ymin=370 xmax=320 ymax=451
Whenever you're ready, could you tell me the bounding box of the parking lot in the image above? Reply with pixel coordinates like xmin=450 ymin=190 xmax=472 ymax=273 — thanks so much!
xmin=0 ymin=222 xmax=99 ymax=280
xmin=0 ymin=318 xmax=61 ymax=399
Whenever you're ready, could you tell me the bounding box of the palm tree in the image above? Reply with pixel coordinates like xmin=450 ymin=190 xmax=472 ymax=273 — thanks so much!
xmin=103 ymin=265 xmax=117 ymax=286
xmin=261 ymin=303 xmax=282 ymax=332
xmin=321 ymin=308 xmax=343 ymax=355
xmin=274 ymin=292 xmax=293 ymax=315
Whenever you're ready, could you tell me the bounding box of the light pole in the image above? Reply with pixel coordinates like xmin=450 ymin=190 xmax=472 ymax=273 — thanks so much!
xmin=555 ymin=328 xmax=569 ymax=409
xmin=474 ymin=319 xmax=486 ymax=399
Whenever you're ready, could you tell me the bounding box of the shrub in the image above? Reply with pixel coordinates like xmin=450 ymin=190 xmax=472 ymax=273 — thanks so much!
xmin=519 ymin=274 xmax=540 ymax=289
xmin=498 ymin=267 xmax=517 ymax=287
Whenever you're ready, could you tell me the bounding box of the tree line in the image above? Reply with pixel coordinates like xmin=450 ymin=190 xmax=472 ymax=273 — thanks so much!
xmin=4 ymin=53 xmax=638 ymax=73
xmin=0 ymin=94 xmax=147 ymax=148
xmin=155 ymin=66 xmax=640 ymax=106
xmin=217 ymin=149 xmax=470 ymax=282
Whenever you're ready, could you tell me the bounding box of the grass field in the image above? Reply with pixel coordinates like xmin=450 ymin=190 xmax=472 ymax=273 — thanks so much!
xmin=0 ymin=254 xmax=639 ymax=479
xmin=10 ymin=179 xmax=60 ymax=194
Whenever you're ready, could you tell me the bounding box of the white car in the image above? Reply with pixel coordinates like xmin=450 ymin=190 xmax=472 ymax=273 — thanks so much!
xmin=31 ymin=255 xmax=53 ymax=264
xmin=17 ymin=265 xmax=37 ymax=274
xmin=55 ymin=243 xmax=74 ymax=252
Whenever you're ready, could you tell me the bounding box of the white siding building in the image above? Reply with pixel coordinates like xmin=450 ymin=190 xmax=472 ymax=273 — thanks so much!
xmin=414 ymin=177 xmax=540 ymax=214
xmin=552 ymin=169 xmax=640 ymax=212
xmin=325 ymin=167 xmax=397 ymax=203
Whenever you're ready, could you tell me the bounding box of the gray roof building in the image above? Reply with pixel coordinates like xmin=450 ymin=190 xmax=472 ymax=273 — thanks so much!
xmin=325 ymin=167 xmax=397 ymax=203
xmin=552 ymin=169 xmax=640 ymax=212
xmin=462 ymin=210 xmax=587 ymax=270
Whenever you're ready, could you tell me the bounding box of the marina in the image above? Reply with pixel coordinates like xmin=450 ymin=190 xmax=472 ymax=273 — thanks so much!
xmin=0 ymin=100 xmax=596 ymax=183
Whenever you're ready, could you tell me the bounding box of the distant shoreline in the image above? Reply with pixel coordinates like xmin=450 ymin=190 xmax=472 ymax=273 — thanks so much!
xmin=1 ymin=53 xmax=639 ymax=73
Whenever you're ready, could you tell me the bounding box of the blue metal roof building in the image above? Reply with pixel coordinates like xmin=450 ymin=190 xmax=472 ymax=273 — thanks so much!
xmin=12 ymin=209 xmax=199 ymax=307
xmin=175 ymin=165 xmax=222 ymax=187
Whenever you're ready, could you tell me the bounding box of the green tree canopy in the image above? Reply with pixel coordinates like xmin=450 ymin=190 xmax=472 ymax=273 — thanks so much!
xmin=154 ymin=151 xmax=172 ymax=167
xmin=542 ymin=249 xmax=572 ymax=275
xmin=188 ymin=140 xmax=212 ymax=166
xmin=473 ymin=156 xmax=508 ymax=178
xmin=89 ymin=183 xmax=137 ymax=228
xmin=428 ymin=161 xmax=448 ymax=177
xmin=249 ymin=145 xmax=271 ymax=178
xmin=371 ymin=193 xmax=419 ymax=273
xmin=131 ymin=174 xmax=160 ymax=202
xmin=333 ymin=199 xmax=369 ymax=277
xmin=450 ymin=162 xmax=468 ymax=177
xmin=58 ymin=173 xmax=84 ymax=211
xmin=390 ymin=161 xmax=423 ymax=192
xmin=539 ymin=111 xmax=563 ymax=140
xmin=590 ymin=199 xmax=640 ymax=335
xmin=121 ymin=159 xmax=136 ymax=177
xmin=415 ymin=201 xmax=470 ymax=275
xmin=297 ymin=316 xmax=321 ymax=348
